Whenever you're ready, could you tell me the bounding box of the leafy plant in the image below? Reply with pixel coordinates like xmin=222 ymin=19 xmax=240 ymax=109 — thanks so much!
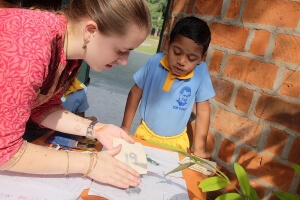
xmin=147 ymin=140 xmax=300 ymax=200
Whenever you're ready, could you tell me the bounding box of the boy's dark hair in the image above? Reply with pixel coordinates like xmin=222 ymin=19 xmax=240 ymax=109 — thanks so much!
xmin=170 ymin=16 xmax=211 ymax=56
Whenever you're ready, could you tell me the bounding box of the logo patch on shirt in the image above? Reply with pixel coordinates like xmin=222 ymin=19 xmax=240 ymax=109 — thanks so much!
xmin=173 ymin=86 xmax=191 ymax=111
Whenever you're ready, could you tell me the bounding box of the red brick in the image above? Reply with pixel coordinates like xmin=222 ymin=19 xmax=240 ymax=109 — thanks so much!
xmin=288 ymin=137 xmax=300 ymax=165
xmin=242 ymin=0 xmax=300 ymax=28
xmin=210 ymin=23 xmax=250 ymax=51
xmin=234 ymin=86 xmax=254 ymax=113
xmin=211 ymin=77 xmax=234 ymax=105
xmin=206 ymin=190 xmax=223 ymax=200
xmin=209 ymin=50 xmax=224 ymax=74
xmin=218 ymin=165 xmax=239 ymax=192
xmin=224 ymin=54 xmax=279 ymax=89
xmin=264 ymin=127 xmax=288 ymax=156
xmin=218 ymin=138 xmax=235 ymax=163
xmin=273 ymin=34 xmax=300 ymax=65
xmin=238 ymin=148 xmax=295 ymax=191
xmin=160 ymin=36 xmax=168 ymax=52
xmin=194 ymin=0 xmax=223 ymax=17
xmin=171 ymin=0 xmax=187 ymax=13
xmin=249 ymin=180 xmax=266 ymax=200
xmin=186 ymin=0 xmax=195 ymax=14
xmin=164 ymin=17 xmax=180 ymax=35
xmin=280 ymin=70 xmax=300 ymax=98
xmin=249 ymin=30 xmax=271 ymax=56
xmin=206 ymin=132 xmax=215 ymax=155
xmin=212 ymin=108 xmax=263 ymax=147
xmin=255 ymin=93 xmax=300 ymax=132
xmin=161 ymin=17 xmax=180 ymax=52
xmin=163 ymin=17 xmax=173 ymax=35
xmin=226 ymin=0 xmax=242 ymax=19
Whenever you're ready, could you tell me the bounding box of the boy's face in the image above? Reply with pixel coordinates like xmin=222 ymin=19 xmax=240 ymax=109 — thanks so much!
xmin=167 ymin=35 xmax=204 ymax=76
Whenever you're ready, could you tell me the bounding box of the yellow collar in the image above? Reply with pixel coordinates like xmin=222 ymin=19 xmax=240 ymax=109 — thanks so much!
xmin=160 ymin=55 xmax=194 ymax=92
xmin=64 ymin=78 xmax=85 ymax=97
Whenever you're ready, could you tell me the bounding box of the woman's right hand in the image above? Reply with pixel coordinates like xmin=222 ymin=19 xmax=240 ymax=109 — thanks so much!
xmin=88 ymin=145 xmax=141 ymax=188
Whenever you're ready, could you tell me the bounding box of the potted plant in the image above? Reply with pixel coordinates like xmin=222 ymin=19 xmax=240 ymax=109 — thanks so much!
xmin=149 ymin=141 xmax=300 ymax=200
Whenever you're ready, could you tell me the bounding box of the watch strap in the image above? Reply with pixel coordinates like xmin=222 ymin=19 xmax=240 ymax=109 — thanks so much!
xmin=86 ymin=120 xmax=98 ymax=139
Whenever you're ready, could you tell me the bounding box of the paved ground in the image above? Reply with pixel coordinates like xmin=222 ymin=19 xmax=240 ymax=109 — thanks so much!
xmin=85 ymin=51 xmax=152 ymax=134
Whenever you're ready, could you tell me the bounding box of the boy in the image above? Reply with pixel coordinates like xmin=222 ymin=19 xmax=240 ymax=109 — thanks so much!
xmin=62 ymin=78 xmax=97 ymax=121
xmin=121 ymin=17 xmax=215 ymax=159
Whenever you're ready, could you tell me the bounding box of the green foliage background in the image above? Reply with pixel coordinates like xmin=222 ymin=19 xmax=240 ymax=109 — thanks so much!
xmin=147 ymin=0 xmax=168 ymax=30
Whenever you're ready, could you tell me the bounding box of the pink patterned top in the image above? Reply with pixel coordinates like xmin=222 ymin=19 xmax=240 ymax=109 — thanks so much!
xmin=0 ymin=8 xmax=81 ymax=167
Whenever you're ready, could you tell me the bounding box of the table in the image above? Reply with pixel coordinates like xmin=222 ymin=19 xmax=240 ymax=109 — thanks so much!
xmin=33 ymin=131 xmax=207 ymax=200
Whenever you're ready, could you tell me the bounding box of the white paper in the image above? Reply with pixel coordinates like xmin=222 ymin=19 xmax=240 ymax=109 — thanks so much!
xmin=113 ymin=138 xmax=147 ymax=174
xmin=0 ymin=171 xmax=91 ymax=200
xmin=89 ymin=172 xmax=189 ymax=200
xmin=143 ymin=146 xmax=183 ymax=177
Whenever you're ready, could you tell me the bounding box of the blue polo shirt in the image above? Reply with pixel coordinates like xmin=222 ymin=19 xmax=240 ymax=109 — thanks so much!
xmin=134 ymin=52 xmax=215 ymax=136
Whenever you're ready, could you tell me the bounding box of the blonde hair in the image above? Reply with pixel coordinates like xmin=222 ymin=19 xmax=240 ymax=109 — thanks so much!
xmin=64 ymin=0 xmax=151 ymax=36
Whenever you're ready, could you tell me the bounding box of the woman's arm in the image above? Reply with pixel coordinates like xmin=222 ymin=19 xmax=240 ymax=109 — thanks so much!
xmin=40 ymin=109 xmax=135 ymax=149
xmin=8 ymin=142 xmax=141 ymax=188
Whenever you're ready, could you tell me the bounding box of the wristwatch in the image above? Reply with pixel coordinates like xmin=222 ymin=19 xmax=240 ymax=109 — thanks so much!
xmin=86 ymin=120 xmax=98 ymax=139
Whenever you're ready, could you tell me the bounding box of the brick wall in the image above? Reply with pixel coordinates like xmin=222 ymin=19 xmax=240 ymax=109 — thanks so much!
xmin=159 ymin=0 xmax=300 ymax=199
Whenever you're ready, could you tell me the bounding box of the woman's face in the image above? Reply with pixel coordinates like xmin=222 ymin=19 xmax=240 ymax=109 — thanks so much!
xmin=83 ymin=24 xmax=148 ymax=72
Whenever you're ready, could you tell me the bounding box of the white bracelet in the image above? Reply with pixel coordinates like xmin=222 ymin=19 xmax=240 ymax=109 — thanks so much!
xmin=86 ymin=120 xmax=98 ymax=139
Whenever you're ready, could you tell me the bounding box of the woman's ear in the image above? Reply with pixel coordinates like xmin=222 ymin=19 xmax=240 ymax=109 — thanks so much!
xmin=83 ymin=20 xmax=98 ymax=43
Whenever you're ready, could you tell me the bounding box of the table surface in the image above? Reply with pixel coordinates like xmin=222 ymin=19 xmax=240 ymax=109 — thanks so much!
xmin=33 ymin=131 xmax=207 ymax=200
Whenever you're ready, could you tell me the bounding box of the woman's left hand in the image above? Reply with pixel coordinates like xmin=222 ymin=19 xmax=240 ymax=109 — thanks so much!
xmin=94 ymin=124 xmax=135 ymax=149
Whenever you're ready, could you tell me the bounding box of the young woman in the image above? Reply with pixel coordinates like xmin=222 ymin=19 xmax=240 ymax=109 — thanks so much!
xmin=0 ymin=0 xmax=151 ymax=189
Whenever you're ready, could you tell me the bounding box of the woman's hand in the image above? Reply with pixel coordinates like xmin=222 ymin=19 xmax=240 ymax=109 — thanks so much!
xmin=88 ymin=145 xmax=141 ymax=188
xmin=94 ymin=124 xmax=135 ymax=149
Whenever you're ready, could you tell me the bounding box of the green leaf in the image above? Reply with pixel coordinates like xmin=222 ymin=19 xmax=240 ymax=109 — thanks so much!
xmin=249 ymin=186 xmax=260 ymax=200
xmin=234 ymin=163 xmax=250 ymax=197
xmin=146 ymin=140 xmax=230 ymax=182
xmin=290 ymin=163 xmax=300 ymax=177
xmin=164 ymin=162 xmax=195 ymax=177
xmin=273 ymin=192 xmax=300 ymax=200
xmin=198 ymin=176 xmax=230 ymax=192
xmin=215 ymin=193 xmax=244 ymax=200
xmin=145 ymin=140 xmax=191 ymax=157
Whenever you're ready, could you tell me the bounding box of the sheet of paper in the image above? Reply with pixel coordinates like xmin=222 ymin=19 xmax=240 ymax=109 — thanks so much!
xmin=0 ymin=171 xmax=91 ymax=200
xmin=113 ymin=138 xmax=147 ymax=174
xmin=89 ymin=172 xmax=189 ymax=200
xmin=143 ymin=146 xmax=183 ymax=177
